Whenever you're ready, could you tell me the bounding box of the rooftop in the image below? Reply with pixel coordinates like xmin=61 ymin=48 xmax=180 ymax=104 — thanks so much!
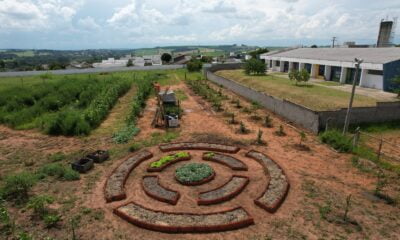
xmin=262 ymin=47 xmax=400 ymax=64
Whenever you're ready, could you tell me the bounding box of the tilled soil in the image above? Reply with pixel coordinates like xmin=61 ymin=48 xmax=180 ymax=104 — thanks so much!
xmin=116 ymin=202 xmax=251 ymax=227
xmin=204 ymin=152 xmax=248 ymax=170
xmin=142 ymin=176 xmax=178 ymax=203
xmin=247 ymin=151 xmax=289 ymax=207
xmin=199 ymin=176 xmax=248 ymax=202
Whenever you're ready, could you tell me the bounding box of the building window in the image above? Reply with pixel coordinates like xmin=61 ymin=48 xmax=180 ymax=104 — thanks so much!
xmin=368 ymin=70 xmax=383 ymax=76
xmin=275 ymin=61 xmax=280 ymax=67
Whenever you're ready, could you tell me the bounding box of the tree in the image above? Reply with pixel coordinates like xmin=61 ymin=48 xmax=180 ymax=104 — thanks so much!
xmin=161 ymin=53 xmax=172 ymax=63
xmin=201 ymin=56 xmax=213 ymax=63
xmin=311 ymin=45 xmax=318 ymax=48
xmin=249 ymin=48 xmax=269 ymax=59
xmin=392 ymin=76 xmax=400 ymax=98
xmin=244 ymin=58 xmax=266 ymax=75
xmin=289 ymin=69 xmax=310 ymax=85
xmin=0 ymin=60 xmax=5 ymax=69
xmin=126 ymin=59 xmax=133 ymax=67
xmin=186 ymin=59 xmax=203 ymax=72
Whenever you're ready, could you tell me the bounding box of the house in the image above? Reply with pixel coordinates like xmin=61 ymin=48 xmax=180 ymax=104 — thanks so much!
xmin=92 ymin=58 xmax=128 ymax=68
xmin=261 ymin=48 xmax=400 ymax=91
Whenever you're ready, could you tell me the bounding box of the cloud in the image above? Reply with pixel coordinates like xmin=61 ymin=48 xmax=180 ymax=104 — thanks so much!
xmin=78 ymin=16 xmax=100 ymax=31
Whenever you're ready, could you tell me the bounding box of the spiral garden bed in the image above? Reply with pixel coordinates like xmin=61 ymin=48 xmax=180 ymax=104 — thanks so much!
xmin=114 ymin=202 xmax=254 ymax=233
xmin=198 ymin=175 xmax=249 ymax=205
xmin=104 ymin=142 xmax=290 ymax=234
xmin=142 ymin=176 xmax=180 ymax=205
xmin=203 ymin=152 xmax=248 ymax=171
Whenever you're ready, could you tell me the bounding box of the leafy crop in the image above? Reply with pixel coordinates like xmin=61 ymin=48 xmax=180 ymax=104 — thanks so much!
xmin=150 ymin=152 xmax=189 ymax=168
xmin=175 ymin=163 xmax=214 ymax=183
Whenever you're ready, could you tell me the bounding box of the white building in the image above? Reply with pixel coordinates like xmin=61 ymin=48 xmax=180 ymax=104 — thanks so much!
xmin=93 ymin=55 xmax=162 ymax=68
xmin=261 ymin=48 xmax=400 ymax=91
xmin=93 ymin=58 xmax=128 ymax=68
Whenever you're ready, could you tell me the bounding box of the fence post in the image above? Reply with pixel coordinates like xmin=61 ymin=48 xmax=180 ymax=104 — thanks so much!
xmin=377 ymin=138 xmax=383 ymax=161
xmin=325 ymin=118 xmax=332 ymax=131
xmin=353 ymin=127 xmax=360 ymax=148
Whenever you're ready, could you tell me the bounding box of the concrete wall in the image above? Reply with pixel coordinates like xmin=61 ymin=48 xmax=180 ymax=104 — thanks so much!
xmin=206 ymin=66 xmax=320 ymax=133
xmin=207 ymin=64 xmax=400 ymax=134
xmin=361 ymin=72 xmax=383 ymax=90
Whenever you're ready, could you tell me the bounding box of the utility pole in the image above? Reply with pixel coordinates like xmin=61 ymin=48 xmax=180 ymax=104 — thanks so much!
xmin=343 ymin=58 xmax=363 ymax=135
xmin=332 ymin=37 xmax=337 ymax=48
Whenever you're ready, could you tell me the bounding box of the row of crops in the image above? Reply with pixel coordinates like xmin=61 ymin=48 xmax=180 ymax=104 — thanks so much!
xmin=0 ymin=75 xmax=132 ymax=136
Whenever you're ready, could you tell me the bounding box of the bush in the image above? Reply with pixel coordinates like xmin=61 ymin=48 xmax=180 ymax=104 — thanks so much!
xmin=27 ymin=195 xmax=54 ymax=217
xmin=150 ymin=152 xmax=189 ymax=168
xmin=244 ymin=58 xmax=266 ymax=75
xmin=0 ymin=172 xmax=37 ymax=203
xmin=43 ymin=214 xmax=61 ymax=228
xmin=38 ymin=163 xmax=80 ymax=181
xmin=161 ymin=53 xmax=172 ymax=63
xmin=186 ymin=60 xmax=203 ymax=72
xmin=320 ymin=130 xmax=353 ymax=153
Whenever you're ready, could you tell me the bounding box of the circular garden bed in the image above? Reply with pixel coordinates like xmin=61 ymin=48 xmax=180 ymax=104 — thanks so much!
xmin=175 ymin=163 xmax=215 ymax=186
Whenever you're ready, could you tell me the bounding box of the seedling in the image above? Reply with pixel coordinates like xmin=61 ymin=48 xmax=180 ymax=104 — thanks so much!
xmin=238 ymin=122 xmax=249 ymax=134
xmin=235 ymin=100 xmax=242 ymax=108
xmin=374 ymin=169 xmax=387 ymax=197
xmin=264 ymin=115 xmax=273 ymax=128
xmin=343 ymin=194 xmax=352 ymax=222
xmin=299 ymin=131 xmax=306 ymax=145
xmin=256 ymin=129 xmax=266 ymax=145
xmin=229 ymin=113 xmax=238 ymax=124
xmin=275 ymin=125 xmax=286 ymax=136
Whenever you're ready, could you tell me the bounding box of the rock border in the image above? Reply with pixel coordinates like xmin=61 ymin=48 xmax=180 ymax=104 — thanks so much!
xmin=159 ymin=142 xmax=240 ymax=154
xmin=175 ymin=170 xmax=216 ymax=186
xmin=203 ymin=152 xmax=248 ymax=171
xmin=142 ymin=175 xmax=180 ymax=205
xmin=104 ymin=150 xmax=153 ymax=203
xmin=147 ymin=153 xmax=191 ymax=172
xmin=198 ymin=175 xmax=249 ymax=206
xmin=246 ymin=150 xmax=290 ymax=213
xmin=114 ymin=202 xmax=254 ymax=233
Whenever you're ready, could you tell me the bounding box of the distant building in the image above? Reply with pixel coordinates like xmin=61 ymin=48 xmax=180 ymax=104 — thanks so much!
xmin=261 ymin=47 xmax=400 ymax=91
xmin=93 ymin=55 xmax=162 ymax=68
xmin=377 ymin=18 xmax=397 ymax=48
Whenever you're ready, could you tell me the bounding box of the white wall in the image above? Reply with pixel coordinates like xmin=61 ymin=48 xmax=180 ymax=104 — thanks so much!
xmin=361 ymin=73 xmax=383 ymax=90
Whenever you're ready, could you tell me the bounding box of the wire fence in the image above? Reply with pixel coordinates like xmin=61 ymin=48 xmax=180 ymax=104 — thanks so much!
xmin=353 ymin=127 xmax=400 ymax=163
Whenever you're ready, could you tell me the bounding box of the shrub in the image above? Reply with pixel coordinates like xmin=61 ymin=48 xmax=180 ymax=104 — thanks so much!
xmin=0 ymin=172 xmax=37 ymax=203
xmin=264 ymin=115 xmax=273 ymax=128
xmin=150 ymin=152 xmax=189 ymax=168
xmin=27 ymin=195 xmax=54 ymax=217
xmin=319 ymin=130 xmax=353 ymax=153
xmin=275 ymin=125 xmax=287 ymax=136
xmin=244 ymin=58 xmax=266 ymax=75
xmin=43 ymin=214 xmax=61 ymax=228
xmin=161 ymin=53 xmax=172 ymax=63
xmin=38 ymin=163 xmax=80 ymax=181
xmin=186 ymin=60 xmax=203 ymax=72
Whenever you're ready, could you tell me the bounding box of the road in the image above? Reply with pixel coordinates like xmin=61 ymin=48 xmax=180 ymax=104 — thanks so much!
xmin=0 ymin=65 xmax=185 ymax=78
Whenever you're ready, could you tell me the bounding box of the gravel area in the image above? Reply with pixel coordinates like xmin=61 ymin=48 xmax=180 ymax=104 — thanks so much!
xmin=104 ymin=150 xmax=153 ymax=202
xmin=204 ymin=152 xmax=247 ymax=170
xmin=142 ymin=176 xmax=179 ymax=204
xmin=159 ymin=142 xmax=240 ymax=153
xmin=117 ymin=203 xmax=251 ymax=227
xmin=246 ymin=150 xmax=289 ymax=210
xmin=199 ymin=176 xmax=249 ymax=204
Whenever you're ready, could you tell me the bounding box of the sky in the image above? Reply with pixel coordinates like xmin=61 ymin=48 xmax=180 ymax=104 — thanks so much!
xmin=0 ymin=0 xmax=399 ymax=50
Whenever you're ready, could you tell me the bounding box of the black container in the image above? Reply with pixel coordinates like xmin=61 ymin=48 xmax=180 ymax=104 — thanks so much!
xmin=71 ymin=158 xmax=94 ymax=173
xmin=87 ymin=150 xmax=110 ymax=163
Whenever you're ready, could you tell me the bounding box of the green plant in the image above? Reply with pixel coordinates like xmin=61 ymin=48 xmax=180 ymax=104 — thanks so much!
xmin=129 ymin=143 xmax=142 ymax=152
xmin=17 ymin=232 xmax=34 ymax=240
xmin=48 ymin=152 xmax=66 ymax=162
xmin=275 ymin=125 xmax=286 ymax=136
xmin=204 ymin=152 xmax=215 ymax=158
xmin=319 ymin=201 xmax=332 ymax=220
xmin=299 ymin=131 xmax=306 ymax=145
xmin=244 ymin=58 xmax=266 ymax=75
xmin=187 ymin=60 xmax=203 ymax=72
xmin=27 ymin=195 xmax=54 ymax=217
xmin=43 ymin=214 xmax=61 ymax=228
xmin=320 ymin=130 xmax=352 ymax=153
xmin=256 ymin=129 xmax=266 ymax=145
xmin=264 ymin=115 xmax=273 ymax=128
xmin=375 ymin=169 xmax=388 ymax=197
xmin=150 ymin=152 xmax=190 ymax=168
xmin=343 ymin=194 xmax=352 ymax=222
xmin=238 ymin=121 xmax=249 ymax=134
xmin=38 ymin=163 xmax=79 ymax=181
xmin=175 ymin=163 xmax=214 ymax=183
xmin=1 ymin=172 xmax=37 ymax=203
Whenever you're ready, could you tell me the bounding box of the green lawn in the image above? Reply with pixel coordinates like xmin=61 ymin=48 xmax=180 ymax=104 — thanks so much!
xmin=216 ymin=70 xmax=378 ymax=111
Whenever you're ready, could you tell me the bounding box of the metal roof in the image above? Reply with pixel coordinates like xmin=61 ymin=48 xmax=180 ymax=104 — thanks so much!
xmin=262 ymin=47 xmax=400 ymax=64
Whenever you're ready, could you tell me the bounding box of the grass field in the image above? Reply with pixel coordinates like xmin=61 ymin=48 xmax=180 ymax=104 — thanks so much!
xmin=216 ymin=70 xmax=378 ymax=111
